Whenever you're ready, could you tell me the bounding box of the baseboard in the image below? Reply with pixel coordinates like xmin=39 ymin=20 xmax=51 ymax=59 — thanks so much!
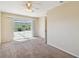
xmin=47 ymin=43 xmax=79 ymax=58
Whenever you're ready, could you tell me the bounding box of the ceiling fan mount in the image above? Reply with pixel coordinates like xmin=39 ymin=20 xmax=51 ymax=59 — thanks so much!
xmin=26 ymin=1 xmax=41 ymax=12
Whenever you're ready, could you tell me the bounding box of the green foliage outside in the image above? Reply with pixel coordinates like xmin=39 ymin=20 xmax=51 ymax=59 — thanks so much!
xmin=14 ymin=22 xmax=31 ymax=32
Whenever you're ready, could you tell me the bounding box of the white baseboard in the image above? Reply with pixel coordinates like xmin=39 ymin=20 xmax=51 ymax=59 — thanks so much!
xmin=47 ymin=43 xmax=79 ymax=58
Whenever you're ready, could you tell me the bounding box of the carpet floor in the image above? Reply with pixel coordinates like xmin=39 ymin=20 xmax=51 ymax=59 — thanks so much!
xmin=0 ymin=39 xmax=76 ymax=58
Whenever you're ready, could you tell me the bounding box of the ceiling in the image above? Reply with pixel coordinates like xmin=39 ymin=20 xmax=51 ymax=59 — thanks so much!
xmin=0 ymin=1 xmax=64 ymax=17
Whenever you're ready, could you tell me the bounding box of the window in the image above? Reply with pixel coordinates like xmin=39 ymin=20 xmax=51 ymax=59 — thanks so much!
xmin=15 ymin=21 xmax=31 ymax=32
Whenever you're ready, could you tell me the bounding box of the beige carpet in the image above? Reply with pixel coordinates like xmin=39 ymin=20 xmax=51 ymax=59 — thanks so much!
xmin=0 ymin=39 xmax=76 ymax=58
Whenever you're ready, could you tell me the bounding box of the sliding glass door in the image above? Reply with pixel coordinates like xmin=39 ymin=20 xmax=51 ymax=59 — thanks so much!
xmin=13 ymin=19 xmax=33 ymax=41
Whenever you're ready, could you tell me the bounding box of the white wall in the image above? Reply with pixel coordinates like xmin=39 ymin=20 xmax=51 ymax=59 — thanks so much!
xmin=38 ymin=17 xmax=45 ymax=39
xmin=47 ymin=2 xmax=79 ymax=57
xmin=33 ymin=18 xmax=39 ymax=37
xmin=0 ymin=12 xmax=1 ymax=44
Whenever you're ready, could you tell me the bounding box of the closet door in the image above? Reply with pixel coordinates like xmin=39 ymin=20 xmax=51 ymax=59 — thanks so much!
xmin=1 ymin=14 xmax=14 ymax=43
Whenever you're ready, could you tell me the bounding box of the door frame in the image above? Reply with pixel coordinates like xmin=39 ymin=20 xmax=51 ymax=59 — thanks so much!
xmin=45 ymin=16 xmax=47 ymax=44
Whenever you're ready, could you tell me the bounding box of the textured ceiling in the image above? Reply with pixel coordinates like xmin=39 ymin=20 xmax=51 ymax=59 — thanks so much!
xmin=0 ymin=1 xmax=64 ymax=17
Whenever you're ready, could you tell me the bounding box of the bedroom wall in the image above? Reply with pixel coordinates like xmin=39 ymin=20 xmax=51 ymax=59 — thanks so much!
xmin=33 ymin=18 xmax=39 ymax=37
xmin=0 ymin=12 xmax=1 ymax=44
xmin=38 ymin=17 xmax=45 ymax=39
xmin=47 ymin=2 xmax=79 ymax=57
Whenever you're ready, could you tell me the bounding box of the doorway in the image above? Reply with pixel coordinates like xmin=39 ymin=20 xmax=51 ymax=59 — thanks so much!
xmin=13 ymin=19 xmax=33 ymax=41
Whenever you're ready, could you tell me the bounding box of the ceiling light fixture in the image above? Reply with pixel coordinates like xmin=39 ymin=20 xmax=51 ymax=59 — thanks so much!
xmin=26 ymin=1 xmax=32 ymax=12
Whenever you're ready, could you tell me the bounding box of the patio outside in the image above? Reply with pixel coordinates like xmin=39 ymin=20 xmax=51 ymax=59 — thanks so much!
xmin=13 ymin=20 xmax=33 ymax=41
